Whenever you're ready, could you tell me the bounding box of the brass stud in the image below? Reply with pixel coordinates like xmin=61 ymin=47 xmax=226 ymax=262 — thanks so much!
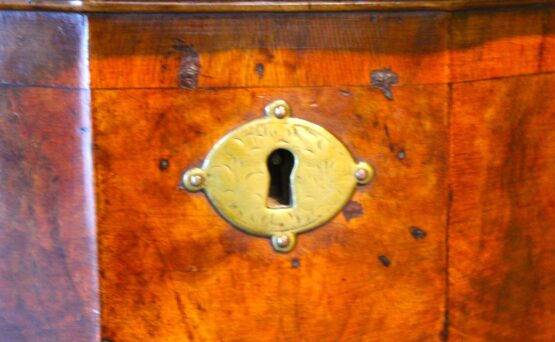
xmin=265 ymin=100 xmax=291 ymax=119
xmin=190 ymin=174 xmax=204 ymax=187
xmin=271 ymin=232 xmax=296 ymax=252
xmin=274 ymin=234 xmax=290 ymax=248
xmin=183 ymin=168 xmax=206 ymax=192
xmin=355 ymin=161 xmax=374 ymax=185
xmin=274 ymin=105 xmax=287 ymax=119
xmin=355 ymin=168 xmax=369 ymax=181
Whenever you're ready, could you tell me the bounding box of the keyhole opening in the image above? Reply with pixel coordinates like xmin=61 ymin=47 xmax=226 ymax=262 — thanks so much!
xmin=266 ymin=149 xmax=295 ymax=209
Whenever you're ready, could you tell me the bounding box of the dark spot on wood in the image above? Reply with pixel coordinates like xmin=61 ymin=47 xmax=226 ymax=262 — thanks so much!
xmin=342 ymin=201 xmax=363 ymax=221
xmin=397 ymin=149 xmax=406 ymax=160
xmin=159 ymin=159 xmax=169 ymax=171
xmin=339 ymin=89 xmax=352 ymax=96
xmin=186 ymin=266 xmax=198 ymax=272
xmin=410 ymin=226 xmax=427 ymax=239
xmin=196 ymin=303 xmax=207 ymax=312
xmin=378 ymin=255 xmax=391 ymax=267
xmin=178 ymin=46 xmax=200 ymax=89
xmin=371 ymin=68 xmax=399 ymax=101
xmin=291 ymin=258 xmax=300 ymax=268
xmin=256 ymin=63 xmax=264 ymax=79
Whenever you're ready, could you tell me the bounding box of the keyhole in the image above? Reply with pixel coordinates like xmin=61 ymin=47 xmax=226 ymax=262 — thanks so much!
xmin=266 ymin=149 xmax=295 ymax=209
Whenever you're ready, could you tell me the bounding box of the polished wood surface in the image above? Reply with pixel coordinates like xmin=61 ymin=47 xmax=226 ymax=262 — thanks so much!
xmin=93 ymin=86 xmax=448 ymax=341
xmin=0 ymin=12 xmax=99 ymax=342
xmin=89 ymin=12 xmax=449 ymax=88
xmin=0 ymin=11 xmax=88 ymax=87
xmin=0 ymin=0 xmax=553 ymax=12
xmin=449 ymin=73 xmax=555 ymax=341
xmin=90 ymin=12 xmax=450 ymax=340
xmin=450 ymin=7 xmax=554 ymax=82
xmin=90 ymin=6 xmax=555 ymax=341
xmin=1 ymin=3 xmax=555 ymax=342
xmin=89 ymin=7 xmax=555 ymax=90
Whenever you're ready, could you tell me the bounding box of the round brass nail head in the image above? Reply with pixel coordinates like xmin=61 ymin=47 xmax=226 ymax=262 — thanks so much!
xmin=190 ymin=174 xmax=204 ymax=187
xmin=271 ymin=232 xmax=296 ymax=252
xmin=274 ymin=105 xmax=287 ymax=118
xmin=355 ymin=168 xmax=368 ymax=181
xmin=275 ymin=234 xmax=289 ymax=248
xmin=354 ymin=161 xmax=374 ymax=185
xmin=183 ymin=168 xmax=206 ymax=191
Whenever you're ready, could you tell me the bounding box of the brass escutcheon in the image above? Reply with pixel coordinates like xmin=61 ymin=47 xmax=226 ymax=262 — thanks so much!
xmin=182 ymin=100 xmax=374 ymax=252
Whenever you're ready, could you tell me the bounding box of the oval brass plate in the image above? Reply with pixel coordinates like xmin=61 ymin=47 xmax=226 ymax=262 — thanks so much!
xmin=183 ymin=100 xmax=373 ymax=252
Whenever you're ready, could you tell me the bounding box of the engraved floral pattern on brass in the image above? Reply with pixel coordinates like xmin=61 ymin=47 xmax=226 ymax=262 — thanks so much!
xmin=183 ymin=100 xmax=374 ymax=252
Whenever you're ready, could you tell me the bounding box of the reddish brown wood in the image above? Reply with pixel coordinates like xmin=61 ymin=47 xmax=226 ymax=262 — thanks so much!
xmin=89 ymin=12 xmax=450 ymax=88
xmin=2 ymin=4 xmax=555 ymax=342
xmin=0 ymin=0 xmax=552 ymax=12
xmin=93 ymin=85 xmax=448 ymax=341
xmin=89 ymin=7 xmax=555 ymax=91
xmin=448 ymin=73 xmax=555 ymax=341
xmin=89 ymin=7 xmax=555 ymax=341
xmin=543 ymin=7 xmax=555 ymax=73
xmin=0 ymin=11 xmax=88 ymax=87
xmin=0 ymin=11 xmax=99 ymax=342
xmin=449 ymin=7 xmax=553 ymax=82
xmin=0 ymin=86 xmax=99 ymax=342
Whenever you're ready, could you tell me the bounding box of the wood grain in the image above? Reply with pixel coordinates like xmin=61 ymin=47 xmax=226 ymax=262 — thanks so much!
xmin=89 ymin=7 xmax=555 ymax=91
xmin=0 ymin=0 xmax=552 ymax=13
xmin=543 ymin=7 xmax=555 ymax=73
xmin=93 ymin=85 xmax=448 ymax=341
xmin=2 ymin=4 xmax=555 ymax=341
xmin=89 ymin=7 xmax=555 ymax=341
xmin=0 ymin=86 xmax=98 ymax=342
xmin=89 ymin=12 xmax=449 ymax=89
xmin=0 ymin=11 xmax=88 ymax=88
xmin=448 ymin=73 xmax=555 ymax=341
xmin=0 ymin=11 xmax=98 ymax=342
xmin=449 ymin=6 xmax=554 ymax=82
